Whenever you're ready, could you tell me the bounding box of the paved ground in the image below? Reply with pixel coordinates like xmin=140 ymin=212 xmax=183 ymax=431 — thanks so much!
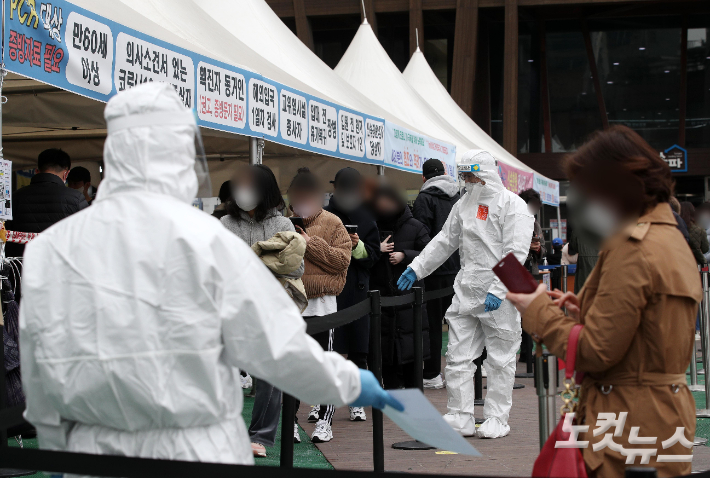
xmin=296 ymin=357 xmax=710 ymax=476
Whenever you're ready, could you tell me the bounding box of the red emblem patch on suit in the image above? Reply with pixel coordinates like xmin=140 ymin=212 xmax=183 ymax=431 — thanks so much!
xmin=476 ymin=205 xmax=489 ymax=221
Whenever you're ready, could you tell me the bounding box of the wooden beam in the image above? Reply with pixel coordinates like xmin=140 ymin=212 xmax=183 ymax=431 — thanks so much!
xmin=472 ymin=19 xmax=492 ymax=133
xmin=503 ymin=0 xmax=518 ymax=155
xmin=363 ymin=0 xmax=378 ymax=36
xmin=293 ymin=0 xmax=314 ymax=51
xmin=679 ymin=15 xmax=688 ymax=147
xmin=265 ymin=0 xmax=708 ymax=17
xmin=581 ymin=19 xmax=608 ymax=129
xmin=539 ymin=20 xmax=552 ymax=152
xmin=450 ymin=0 xmax=479 ymax=117
xmin=410 ymin=0 xmax=424 ymax=57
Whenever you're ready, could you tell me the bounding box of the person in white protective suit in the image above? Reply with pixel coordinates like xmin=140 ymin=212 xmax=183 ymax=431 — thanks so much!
xmin=397 ymin=150 xmax=534 ymax=438
xmin=19 ymin=83 xmax=401 ymax=473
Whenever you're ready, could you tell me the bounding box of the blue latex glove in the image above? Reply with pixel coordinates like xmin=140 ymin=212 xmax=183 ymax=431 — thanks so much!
xmin=350 ymin=370 xmax=405 ymax=411
xmin=484 ymin=293 xmax=502 ymax=312
xmin=397 ymin=267 xmax=417 ymax=291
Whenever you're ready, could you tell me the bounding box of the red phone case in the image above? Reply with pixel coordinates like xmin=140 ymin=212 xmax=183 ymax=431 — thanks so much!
xmin=492 ymin=253 xmax=540 ymax=294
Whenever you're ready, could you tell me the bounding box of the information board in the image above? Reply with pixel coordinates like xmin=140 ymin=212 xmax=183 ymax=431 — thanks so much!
xmin=2 ymin=0 xmax=414 ymax=170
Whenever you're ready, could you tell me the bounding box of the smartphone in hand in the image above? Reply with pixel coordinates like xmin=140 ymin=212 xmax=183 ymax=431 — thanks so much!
xmin=493 ymin=253 xmax=539 ymax=294
xmin=345 ymin=225 xmax=359 ymax=234
xmin=289 ymin=217 xmax=306 ymax=230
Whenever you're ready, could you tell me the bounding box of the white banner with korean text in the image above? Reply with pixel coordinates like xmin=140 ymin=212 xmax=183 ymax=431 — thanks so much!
xmin=384 ymin=121 xmax=456 ymax=177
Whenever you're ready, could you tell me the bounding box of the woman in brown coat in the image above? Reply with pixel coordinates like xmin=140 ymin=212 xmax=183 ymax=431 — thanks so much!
xmin=508 ymin=126 xmax=701 ymax=477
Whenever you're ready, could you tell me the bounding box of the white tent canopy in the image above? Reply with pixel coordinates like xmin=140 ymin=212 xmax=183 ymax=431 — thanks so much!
xmin=403 ymin=47 xmax=535 ymax=174
xmin=2 ymin=0 xmax=434 ymax=192
xmin=335 ymin=22 xmax=475 ymax=164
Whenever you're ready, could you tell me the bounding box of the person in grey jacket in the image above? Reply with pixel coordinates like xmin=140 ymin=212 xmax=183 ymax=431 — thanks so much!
xmin=220 ymin=164 xmax=303 ymax=458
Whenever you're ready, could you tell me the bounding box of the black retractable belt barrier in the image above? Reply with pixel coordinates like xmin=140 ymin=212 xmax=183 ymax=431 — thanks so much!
xmin=422 ymin=286 xmax=454 ymax=302
xmin=305 ymin=300 xmax=373 ymax=336
xmin=379 ymin=293 xmax=414 ymax=308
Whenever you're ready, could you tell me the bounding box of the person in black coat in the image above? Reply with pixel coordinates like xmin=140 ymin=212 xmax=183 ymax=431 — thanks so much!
xmin=412 ymin=159 xmax=460 ymax=389
xmin=371 ymin=185 xmax=431 ymax=389
xmin=6 ymin=149 xmax=88 ymax=257
xmin=325 ymin=168 xmax=380 ymax=374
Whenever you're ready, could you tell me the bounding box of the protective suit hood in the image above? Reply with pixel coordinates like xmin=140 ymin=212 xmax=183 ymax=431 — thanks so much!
xmin=97 ymin=82 xmax=198 ymax=204
xmin=421 ymin=174 xmax=459 ymax=198
xmin=458 ymin=149 xmax=504 ymax=194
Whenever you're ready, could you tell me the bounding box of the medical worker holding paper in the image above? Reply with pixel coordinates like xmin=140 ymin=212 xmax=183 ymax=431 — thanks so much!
xmin=398 ymin=150 xmax=533 ymax=438
xmin=19 ymin=83 xmax=401 ymax=471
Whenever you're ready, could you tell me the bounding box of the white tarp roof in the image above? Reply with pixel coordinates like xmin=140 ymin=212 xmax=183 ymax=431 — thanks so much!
xmin=335 ymin=22 xmax=480 ymax=163
xmin=403 ymin=47 xmax=535 ymax=173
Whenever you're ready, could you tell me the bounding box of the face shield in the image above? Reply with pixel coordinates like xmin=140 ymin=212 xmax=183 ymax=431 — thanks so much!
xmin=457 ymin=164 xmax=485 ymax=193
xmin=106 ymin=108 xmax=212 ymax=199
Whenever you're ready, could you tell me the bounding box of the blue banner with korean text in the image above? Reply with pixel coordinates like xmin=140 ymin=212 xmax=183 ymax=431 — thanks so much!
xmin=3 ymin=0 xmax=395 ymax=167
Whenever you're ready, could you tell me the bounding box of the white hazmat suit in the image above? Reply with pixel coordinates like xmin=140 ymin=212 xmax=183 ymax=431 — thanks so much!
xmin=19 ymin=83 xmax=362 ymax=471
xmin=409 ymin=150 xmax=534 ymax=438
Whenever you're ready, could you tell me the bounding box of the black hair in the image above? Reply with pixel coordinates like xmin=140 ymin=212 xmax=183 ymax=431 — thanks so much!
xmin=288 ymin=167 xmax=322 ymax=194
xmin=227 ymin=164 xmax=285 ymax=223
xmin=519 ymin=188 xmax=541 ymax=205
xmin=38 ymin=148 xmax=71 ymax=173
xmin=67 ymin=166 xmax=91 ymax=184
xmin=374 ymin=185 xmax=406 ymax=214
xmin=217 ymin=180 xmax=231 ymax=203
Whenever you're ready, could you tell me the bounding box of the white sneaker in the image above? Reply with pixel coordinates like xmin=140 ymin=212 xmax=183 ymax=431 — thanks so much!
xmin=423 ymin=374 xmax=446 ymax=389
xmin=240 ymin=373 xmax=252 ymax=389
xmin=311 ymin=420 xmax=333 ymax=443
xmin=349 ymin=406 xmax=367 ymax=421
xmin=480 ymin=365 xmax=487 ymax=377
xmin=293 ymin=423 xmax=301 ymax=444
xmin=307 ymin=405 xmax=320 ymax=423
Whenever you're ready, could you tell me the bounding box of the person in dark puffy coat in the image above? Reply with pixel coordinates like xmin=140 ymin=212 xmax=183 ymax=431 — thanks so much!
xmin=6 ymin=149 xmax=88 ymax=257
xmin=325 ymin=168 xmax=380 ymax=423
xmin=371 ymin=185 xmax=431 ymax=389
xmin=680 ymin=201 xmax=708 ymax=266
xmin=412 ymin=159 xmax=460 ymax=389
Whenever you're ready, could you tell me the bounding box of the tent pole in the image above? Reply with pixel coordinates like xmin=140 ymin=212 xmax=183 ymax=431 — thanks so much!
xmin=556 ymin=206 xmax=562 ymax=239
xmin=1 ymin=0 xmax=4 ymax=163
xmin=376 ymin=166 xmax=384 ymax=176
xmin=249 ymin=137 xmax=264 ymax=165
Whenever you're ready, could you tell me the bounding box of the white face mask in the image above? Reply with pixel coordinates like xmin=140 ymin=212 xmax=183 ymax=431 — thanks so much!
xmin=464 ymin=182 xmax=483 ymax=194
xmin=292 ymin=202 xmax=319 ymax=219
xmin=580 ymin=200 xmax=622 ymax=240
xmin=234 ymin=188 xmax=260 ymax=212
xmin=698 ymin=213 xmax=710 ymax=230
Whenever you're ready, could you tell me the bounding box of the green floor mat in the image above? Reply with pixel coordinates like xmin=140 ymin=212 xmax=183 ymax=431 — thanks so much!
xmin=442 ymin=331 xmax=448 ymax=356
xmin=241 ymin=392 xmax=332 ymax=469
xmin=5 ymin=392 xmax=333 ymax=474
